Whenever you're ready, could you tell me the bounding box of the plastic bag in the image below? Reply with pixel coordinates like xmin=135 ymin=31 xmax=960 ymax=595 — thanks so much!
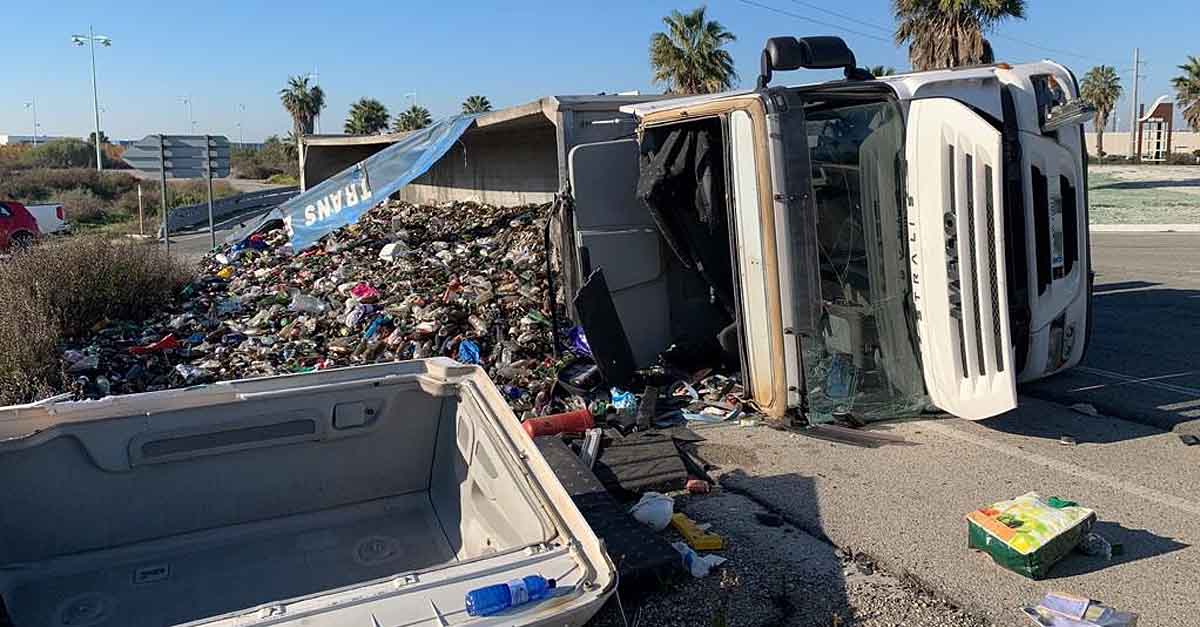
xmin=629 ymin=492 xmax=674 ymax=531
xmin=289 ymin=293 xmax=327 ymax=314
xmin=672 ymin=541 xmax=727 ymax=578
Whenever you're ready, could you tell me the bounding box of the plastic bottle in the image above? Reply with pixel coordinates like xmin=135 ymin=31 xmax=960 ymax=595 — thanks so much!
xmin=465 ymin=575 xmax=556 ymax=617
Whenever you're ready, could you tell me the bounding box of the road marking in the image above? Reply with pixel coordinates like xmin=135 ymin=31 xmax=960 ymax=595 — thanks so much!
xmin=927 ymin=421 xmax=1200 ymax=516
xmin=1074 ymin=366 xmax=1200 ymax=397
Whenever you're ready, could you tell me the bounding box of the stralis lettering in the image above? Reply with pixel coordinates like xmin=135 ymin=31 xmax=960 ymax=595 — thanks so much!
xmin=302 ymin=178 xmax=373 ymax=227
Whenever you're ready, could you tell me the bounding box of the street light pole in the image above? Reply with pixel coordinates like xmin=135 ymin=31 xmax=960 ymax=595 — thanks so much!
xmin=236 ymin=104 xmax=246 ymax=148
xmin=71 ymin=27 xmax=111 ymax=173
xmin=181 ymin=96 xmax=195 ymax=134
xmin=88 ymin=26 xmax=102 ymax=171
xmin=23 ymin=100 xmax=38 ymax=146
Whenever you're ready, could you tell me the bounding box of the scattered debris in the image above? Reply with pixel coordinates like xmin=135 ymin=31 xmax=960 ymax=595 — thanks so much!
xmin=1070 ymin=403 xmax=1101 ymax=417
xmin=967 ymin=493 xmax=1097 ymax=579
xmin=629 ymin=492 xmax=675 ymax=531
xmin=57 ymin=201 xmax=571 ymax=414
xmin=1021 ymin=592 xmax=1137 ymax=626
xmin=522 ymin=407 xmax=594 ymax=439
xmin=1077 ymin=532 xmax=1116 ymax=561
xmin=532 ymin=436 xmax=679 ymax=588
xmin=671 ymin=513 xmax=724 ymax=550
xmin=573 ymin=269 xmax=636 ymax=389
xmin=579 ymin=427 xmax=603 ymax=468
xmin=1060 ymin=435 xmax=1078 ymax=446
xmin=795 ymin=423 xmax=917 ymax=448
xmin=672 ymin=541 xmax=728 ymax=578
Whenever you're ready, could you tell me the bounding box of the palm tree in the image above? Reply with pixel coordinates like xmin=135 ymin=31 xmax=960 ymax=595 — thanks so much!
xmin=1080 ymin=66 xmax=1122 ymax=157
xmin=344 ymin=98 xmax=390 ymax=135
xmin=649 ymin=6 xmax=737 ymax=94
xmin=462 ymin=95 xmax=492 ymax=114
xmin=1172 ymin=56 xmax=1200 ymax=132
xmin=393 ymin=105 xmax=433 ymax=132
xmin=278 ymin=75 xmax=326 ymax=138
xmin=893 ymin=0 xmax=1026 ymax=71
xmin=869 ymin=66 xmax=897 ymax=77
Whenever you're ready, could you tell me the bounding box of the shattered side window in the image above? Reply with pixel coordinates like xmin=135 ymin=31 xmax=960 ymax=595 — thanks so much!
xmin=798 ymin=100 xmax=929 ymax=422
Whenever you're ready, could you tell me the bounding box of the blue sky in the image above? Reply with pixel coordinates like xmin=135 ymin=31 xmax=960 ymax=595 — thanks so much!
xmin=1 ymin=0 xmax=1193 ymax=142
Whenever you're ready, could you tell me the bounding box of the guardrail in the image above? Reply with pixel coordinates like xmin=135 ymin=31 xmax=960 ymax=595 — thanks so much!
xmin=161 ymin=186 xmax=299 ymax=235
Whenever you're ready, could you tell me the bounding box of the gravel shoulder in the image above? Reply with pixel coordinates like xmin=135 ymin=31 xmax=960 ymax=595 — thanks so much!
xmin=588 ymin=479 xmax=988 ymax=626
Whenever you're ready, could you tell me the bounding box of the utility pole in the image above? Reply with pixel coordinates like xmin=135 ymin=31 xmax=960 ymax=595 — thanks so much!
xmin=1127 ymin=47 xmax=1140 ymax=160
xmin=23 ymin=100 xmax=38 ymax=145
xmin=71 ymin=27 xmax=111 ymax=173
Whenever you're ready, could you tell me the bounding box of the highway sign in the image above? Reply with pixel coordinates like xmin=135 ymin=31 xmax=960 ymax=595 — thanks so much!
xmin=122 ymin=135 xmax=234 ymax=251
xmin=123 ymin=135 xmax=231 ymax=178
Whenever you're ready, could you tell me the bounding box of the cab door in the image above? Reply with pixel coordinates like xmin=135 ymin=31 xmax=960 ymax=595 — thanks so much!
xmin=567 ymin=139 xmax=671 ymax=366
xmin=907 ymin=98 xmax=1018 ymax=420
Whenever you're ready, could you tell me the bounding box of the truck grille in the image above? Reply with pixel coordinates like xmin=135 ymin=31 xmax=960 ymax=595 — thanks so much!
xmin=946 ymin=146 xmax=1006 ymax=379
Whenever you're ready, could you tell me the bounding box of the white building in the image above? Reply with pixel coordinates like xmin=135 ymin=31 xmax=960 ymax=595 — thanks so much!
xmin=0 ymin=134 xmax=77 ymax=145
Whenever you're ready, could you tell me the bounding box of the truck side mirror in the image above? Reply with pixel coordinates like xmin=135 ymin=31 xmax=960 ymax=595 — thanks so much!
xmin=758 ymin=36 xmax=872 ymax=88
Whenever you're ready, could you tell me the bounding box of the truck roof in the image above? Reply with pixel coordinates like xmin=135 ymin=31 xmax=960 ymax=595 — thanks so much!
xmin=620 ymin=60 xmax=1066 ymax=118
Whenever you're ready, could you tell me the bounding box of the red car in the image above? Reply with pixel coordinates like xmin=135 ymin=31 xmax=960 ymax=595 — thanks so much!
xmin=0 ymin=201 xmax=41 ymax=250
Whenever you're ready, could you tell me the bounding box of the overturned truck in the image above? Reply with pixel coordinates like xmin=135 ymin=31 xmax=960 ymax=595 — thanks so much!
xmin=283 ymin=35 xmax=1093 ymax=424
xmin=560 ymin=37 xmax=1094 ymax=423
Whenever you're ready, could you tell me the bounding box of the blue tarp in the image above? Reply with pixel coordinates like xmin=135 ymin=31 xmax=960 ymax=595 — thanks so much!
xmin=240 ymin=115 xmax=475 ymax=251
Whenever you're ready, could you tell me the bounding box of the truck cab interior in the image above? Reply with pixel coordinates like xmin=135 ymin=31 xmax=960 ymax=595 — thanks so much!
xmin=795 ymin=90 xmax=927 ymax=422
xmin=569 ymin=83 xmax=929 ymax=423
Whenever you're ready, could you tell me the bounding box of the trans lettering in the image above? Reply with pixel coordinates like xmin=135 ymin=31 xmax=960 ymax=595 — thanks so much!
xmin=302 ymin=178 xmax=373 ymax=227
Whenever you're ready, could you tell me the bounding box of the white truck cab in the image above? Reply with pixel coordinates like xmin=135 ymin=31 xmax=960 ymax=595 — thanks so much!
xmin=567 ymin=36 xmax=1092 ymax=422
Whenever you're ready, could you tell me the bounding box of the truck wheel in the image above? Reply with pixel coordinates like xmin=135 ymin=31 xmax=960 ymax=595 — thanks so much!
xmin=10 ymin=232 xmax=34 ymax=249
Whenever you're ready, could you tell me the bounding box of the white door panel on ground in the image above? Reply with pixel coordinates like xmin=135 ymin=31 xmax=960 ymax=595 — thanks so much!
xmin=907 ymin=98 xmax=1017 ymax=420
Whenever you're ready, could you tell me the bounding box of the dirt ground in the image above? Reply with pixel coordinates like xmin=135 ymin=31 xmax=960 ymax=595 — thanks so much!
xmin=1088 ymin=164 xmax=1200 ymax=224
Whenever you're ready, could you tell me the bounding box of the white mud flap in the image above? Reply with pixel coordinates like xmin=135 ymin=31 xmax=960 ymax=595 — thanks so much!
xmin=907 ymin=98 xmax=1017 ymax=420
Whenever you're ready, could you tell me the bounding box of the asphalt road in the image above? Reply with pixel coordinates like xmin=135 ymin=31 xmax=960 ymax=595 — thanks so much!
xmin=1024 ymin=232 xmax=1200 ymax=433
xmin=165 ymin=205 xmax=278 ymax=263
xmin=692 ymin=231 xmax=1200 ymax=627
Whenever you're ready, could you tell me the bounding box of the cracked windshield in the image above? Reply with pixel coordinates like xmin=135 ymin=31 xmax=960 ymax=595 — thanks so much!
xmin=801 ymin=99 xmax=927 ymax=422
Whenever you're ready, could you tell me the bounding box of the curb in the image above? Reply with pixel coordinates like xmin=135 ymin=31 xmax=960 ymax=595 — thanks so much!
xmin=1090 ymin=224 xmax=1200 ymax=233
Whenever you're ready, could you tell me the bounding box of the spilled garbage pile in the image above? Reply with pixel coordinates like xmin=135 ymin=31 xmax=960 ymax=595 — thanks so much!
xmin=58 ymin=200 xmax=566 ymax=413
xmin=53 ymin=195 xmax=749 ymax=592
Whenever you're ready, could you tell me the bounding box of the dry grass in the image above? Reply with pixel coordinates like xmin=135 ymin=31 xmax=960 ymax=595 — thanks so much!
xmin=0 ymin=236 xmax=190 ymax=405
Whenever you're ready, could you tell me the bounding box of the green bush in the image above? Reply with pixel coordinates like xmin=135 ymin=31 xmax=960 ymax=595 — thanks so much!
xmin=21 ymin=139 xmax=97 ymax=169
xmin=112 ymin=179 xmax=239 ymax=217
xmin=231 ymin=137 xmax=298 ymax=180
xmin=267 ymin=173 xmax=298 ymax=186
xmin=0 ymin=145 xmax=30 ymax=172
xmin=56 ymin=188 xmax=107 ymax=221
xmin=1165 ymin=151 xmax=1200 ymax=165
xmin=0 ymin=168 xmax=140 ymax=205
xmin=0 ymin=236 xmax=189 ymax=405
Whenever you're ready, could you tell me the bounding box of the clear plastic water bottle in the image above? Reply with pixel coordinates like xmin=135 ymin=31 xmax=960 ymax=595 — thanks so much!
xmin=465 ymin=575 xmax=557 ymax=617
